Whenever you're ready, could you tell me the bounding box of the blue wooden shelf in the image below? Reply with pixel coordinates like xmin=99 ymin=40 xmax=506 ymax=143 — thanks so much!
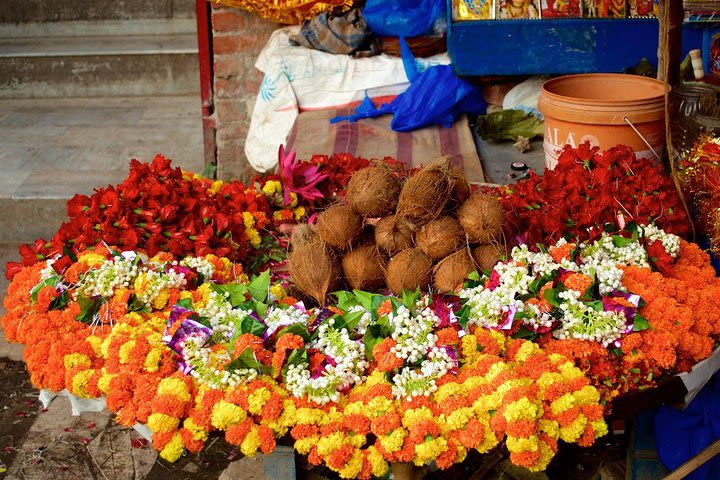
xmin=447 ymin=16 xmax=660 ymax=76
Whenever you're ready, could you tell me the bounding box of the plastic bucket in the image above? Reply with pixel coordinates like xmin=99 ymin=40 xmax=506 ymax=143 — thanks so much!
xmin=539 ymin=74 xmax=666 ymax=169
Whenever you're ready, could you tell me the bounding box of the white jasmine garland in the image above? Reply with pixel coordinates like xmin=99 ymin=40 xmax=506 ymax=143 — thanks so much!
xmin=389 ymin=306 xmax=438 ymax=364
xmin=181 ymin=335 xmax=258 ymax=390
xmin=74 ymin=256 xmax=138 ymax=299
xmin=196 ymin=290 xmax=251 ymax=339
xmin=391 ymin=346 xmax=456 ymax=401
xmin=180 ymin=256 xmax=215 ymax=279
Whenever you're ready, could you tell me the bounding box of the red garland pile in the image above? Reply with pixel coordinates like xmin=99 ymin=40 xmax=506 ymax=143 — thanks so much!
xmin=500 ymin=143 xmax=690 ymax=246
xmin=7 ymin=156 xmax=274 ymax=279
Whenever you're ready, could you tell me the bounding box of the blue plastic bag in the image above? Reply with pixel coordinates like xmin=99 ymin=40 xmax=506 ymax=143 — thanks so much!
xmin=363 ymin=0 xmax=445 ymax=38
xmin=655 ymin=372 xmax=720 ymax=480
xmin=331 ymin=38 xmax=486 ymax=132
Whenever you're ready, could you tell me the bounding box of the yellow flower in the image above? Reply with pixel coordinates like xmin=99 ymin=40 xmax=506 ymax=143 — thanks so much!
xmin=477 ymin=419 xmax=500 ymax=453
xmin=197 ymin=284 xmax=213 ymax=306
xmin=157 ymin=378 xmax=191 ymax=402
xmin=506 ymin=435 xmax=539 ymax=453
xmin=153 ymin=288 xmax=170 ymax=310
xmin=402 ymin=407 xmax=434 ymax=429
xmin=414 ymin=437 xmax=448 ymax=466
xmin=211 ymin=401 xmax=247 ymax=430
xmin=64 ymin=353 xmax=91 ymax=370
xmin=71 ymin=370 xmax=95 ymax=398
xmin=248 ymin=388 xmax=271 ymax=415
xmin=288 ymin=192 xmax=298 ymax=207
xmin=461 ymin=335 xmax=482 ymax=365
xmin=550 ymin=393 xmax=576 ymax=415
xmin=262 ymin=180 xmax=281 ymax=196
xmin=337 ymin=450 xmax=364 ymax=479
xmin=294 ymin=436 xmax=319 ymax=455
xmin=444 ymin=407 xmax=475 ymax=431
xmin=78 ymin=252 xmax=106 ymax=267
xmin=559 ymin=414 xmax=587 ymax=443
xmin=317 ymin=432 xmax=345 ymax=456
xmin=539 ymin=419 xmax=560 ymax=440
xmin=242 ymin=212 xmax=255 ymax=229
xmin=504 ymin=397 xmax=541 ymax=423
xmin=293 ymin=206 xmax=306 ymax=221
xmin=118 ymin=340 xmax=137 ymax=364
xmin=319 ymin=408 xmax=343 ymax=426
xmin=159 ymin=432 xmax=185 ymax=462
xmin=591 ymin=420 xmax=608 ymax=439
xmin=240 ymin=427 xmax=262 ymax=457
xmin=148 ymin=413 xmax=180 ymax=433
xmin=207 ymin=180 xmax=224 ymax=196
xmin=573 ymin=386 xmax=600 ymax=405
xmin=144 ymin=348 xmax=163 ymax=373
xmin=379 ymin=429 xmax=406 ymax=453
xmin=526 ymin=438 xmax=555 ymax=472
xmin=367 ymin=445 xmax=389 ymax=477
xmin=183 ymin=418 xmax=208 ymax=442
xmin=514 ymin=340 xmax=540 ymax=363
xmin=435 ymin=382 xmax=466 ymax=404
xmin=97 ymin=370 xmax=115 ymax=394
xmin=86 ymin=336 xmax=103 ymax=357
xmin=277 ymin=399 xmax=297 ymax=429
xmin=367 ymin=397 xmax=394 ymax=416
xmin=269 ymin=284 xmax=286 ymax=301
xmin=295 ymin=407 xmax=323 ymax=425
xmin=536 ymin=372 xmax=564 ymax=393
xmin=246 ymin=227 xmax=261 ymax=248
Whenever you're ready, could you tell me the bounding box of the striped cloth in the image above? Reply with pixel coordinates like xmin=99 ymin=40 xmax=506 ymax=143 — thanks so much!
xmin=289 ymin=8 xmax=380 ymax=57
xmin=286 ymin=109 xmax=485 ymax=182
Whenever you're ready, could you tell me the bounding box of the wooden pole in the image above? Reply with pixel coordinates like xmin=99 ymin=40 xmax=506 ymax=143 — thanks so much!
xmin=663 ymin=438 xmax=720 ymax=480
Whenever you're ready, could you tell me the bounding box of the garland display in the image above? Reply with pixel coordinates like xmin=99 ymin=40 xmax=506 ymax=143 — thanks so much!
xmin=209 ymin=0 xmax=353 ymax=25
xmin=678 ymin=134 xmax=720 ymax=256
xmin=3 ymin=143 xmax=719 ymax=477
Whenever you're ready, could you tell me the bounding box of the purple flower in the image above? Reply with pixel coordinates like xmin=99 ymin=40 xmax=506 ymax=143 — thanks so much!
xmin=429 ymin=294 xmax=461 ymax=328
xmin=163 ymin=305 xmax=212 ymax=356
xmin=602 ymin=291 xmax=641 ymax=327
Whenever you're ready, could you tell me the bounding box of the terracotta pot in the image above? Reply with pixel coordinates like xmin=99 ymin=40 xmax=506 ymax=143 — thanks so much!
xmin=539 ymin=73 xmax=666 ymax=169
xmin=391 ymin=462 xmax=419 ymax=480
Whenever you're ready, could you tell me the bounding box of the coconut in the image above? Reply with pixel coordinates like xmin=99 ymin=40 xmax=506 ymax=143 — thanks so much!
xmin=341 ymin=244 xmax=386 ymax=291
xmin=457 ymin=193 xmax=504 ymax=243
xmin=385 ymin=248 xmax=433 ymax=295
xmin=288 ymin=240 xmax=340 ymax=305
xmin=290 ymin=223 xmax=319 ymax=250
xmin=375 ymin=215 xmax=415 ymax=255
xmin=416 ymin=216 xmax=465 ymax=260
xmin=446 ymin=166 xmax=472 ymax=211
xmin=472 ymin=243 xmax=506 ymax=271
xmin=345 ymin=164 xmax=401 ymax=217
xmin=315 ymin=205 xmax=363 ymax=251
xmin=396 ymin=158 xmax=453 ymax=225
xmin=433 ymin=250 xmax=475 ymax=294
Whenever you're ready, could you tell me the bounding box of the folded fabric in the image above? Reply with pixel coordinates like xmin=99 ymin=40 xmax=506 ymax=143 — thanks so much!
xmin=289 ymin=8 xmax=380 ymax=57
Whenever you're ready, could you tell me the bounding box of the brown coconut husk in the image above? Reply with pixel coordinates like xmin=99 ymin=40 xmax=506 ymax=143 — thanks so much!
xmin=433 ymin=250 xmax=475 ymax=293
xmin=416 ymin=216 xmax=465 ymax=260
xmin=375 ymin=215 xmax=415 ymax=255
xmin=472 ymin=243 xmax=507 ymax=271
xmin=345 ymin=164 xmax=401 ymax=217
xmin=396 ymin=158 xmax=453 ymax=225
xmin=288 ymin=240 xmax=340 ymax=305
xmin=446 ymin=166 xmax=472 ymax=211
xmin=386 ymin=248 xmax=433 ymax=295
xmin=457 ymin=193 xmax=504 ymax=243
xmin=290 ymin=223 xmax=319 ymax=250
xmin=315 ymin=205 xmax=363 ymax=251
xmin=341 ymin=244 xmax=387 ymax=291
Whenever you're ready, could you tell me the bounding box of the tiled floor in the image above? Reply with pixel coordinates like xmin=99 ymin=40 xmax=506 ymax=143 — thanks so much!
xmin=0 ymin=95 xmax=205 ymax=200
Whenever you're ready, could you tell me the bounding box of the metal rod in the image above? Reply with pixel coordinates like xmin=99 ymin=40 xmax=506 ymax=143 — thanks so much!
xmin=624 ymin=116 xmax=662 ymax=161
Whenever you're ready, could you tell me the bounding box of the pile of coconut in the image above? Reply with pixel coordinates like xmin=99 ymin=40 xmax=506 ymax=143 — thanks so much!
xmin=288 ymin=158 xmax=506 ymax=305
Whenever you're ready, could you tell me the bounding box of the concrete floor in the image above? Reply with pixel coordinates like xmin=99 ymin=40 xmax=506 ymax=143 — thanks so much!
xmin=0 ymin=95 xmax=205 ymax=200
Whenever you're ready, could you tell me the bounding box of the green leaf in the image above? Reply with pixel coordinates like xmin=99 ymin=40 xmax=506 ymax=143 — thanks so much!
xmin=335 ymin=310 xmax=365 ymax=333
xmin=226 ymin=347 xmax=272 ymax=375
xmin=30 ymin=275 xmax=61 ymax=303
xmin=633 ymin=315 xmax=652 ymax=332
xmin=49 ymin=290 xmax=68 ymax=310
xmin=239 ymin=315 xmax=267 ymax=337
xmin=401 ymin=289 xmax=421 ymax=312
xmin=353 ymin=290 xmax=376 ymax=311
xmin=457 ymin=304 xmax=471 ymax=330
xmin=363 ymin=317 xmax=392 ymax=361
xmin=277 ymin=322 xmax=310 ymax=342
xmin=282 ymin=348 xmax=308 ymax=378
xmin=175 ymin=297 xmax=195 ymax=310
xmin=127 ymin=294 xmax=150 ymax=313
xmin=511 ymin=326 xmax=538 ymax=341
xmin=543 ymin=288 xmax=561 ymax=308
xmin=334 ymin=290 xmax=358 ymax=312
xmin=585 ymin=300 xmax=604 ymax=312
xmin=253 ymin=300 xmax=268 ymax=318
xmin=248 ymin=270 xmax=271 ymax=302
xmin=210 ymin=282 xmax=249 ymax=307
xmin=611 ymin=235 xmax=634 ymax=248
xmin=476 ymin=110 xmax=544 ymax=142
xmin=75 ymin=296 xmax=102 ymax=325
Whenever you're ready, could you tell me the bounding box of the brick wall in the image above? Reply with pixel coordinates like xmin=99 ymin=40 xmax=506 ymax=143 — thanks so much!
xmin=211 ymin=5 xmax=277 ymax=181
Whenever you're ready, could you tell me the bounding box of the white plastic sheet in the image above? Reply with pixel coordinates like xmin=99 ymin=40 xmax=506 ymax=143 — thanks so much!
xmin=245 ymin=26 xmax=450 ymax=172
xmin=39 ymin=389 xmax=106 ymax=416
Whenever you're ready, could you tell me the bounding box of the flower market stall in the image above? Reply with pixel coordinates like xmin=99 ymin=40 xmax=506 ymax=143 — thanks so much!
xmin=4 ymin=132 xmax=720 ymax=478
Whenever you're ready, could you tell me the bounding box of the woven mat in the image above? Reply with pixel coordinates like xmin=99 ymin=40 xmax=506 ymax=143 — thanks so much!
xmin=286 ymin=109 xmax=485 ymax=183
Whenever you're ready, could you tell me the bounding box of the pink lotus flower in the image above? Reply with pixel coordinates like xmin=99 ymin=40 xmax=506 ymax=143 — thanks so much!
xmin=277 ymin=145 xmax=328 ymax=205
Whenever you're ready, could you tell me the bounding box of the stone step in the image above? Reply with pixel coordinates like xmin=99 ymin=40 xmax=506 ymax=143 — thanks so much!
xmin=0 ymin=18 xmax=197 ymax=38
xmin=0 ymin=33 xmax=199 ymax=97
xmin=1 ymin=0 xmax=195 ymax=24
